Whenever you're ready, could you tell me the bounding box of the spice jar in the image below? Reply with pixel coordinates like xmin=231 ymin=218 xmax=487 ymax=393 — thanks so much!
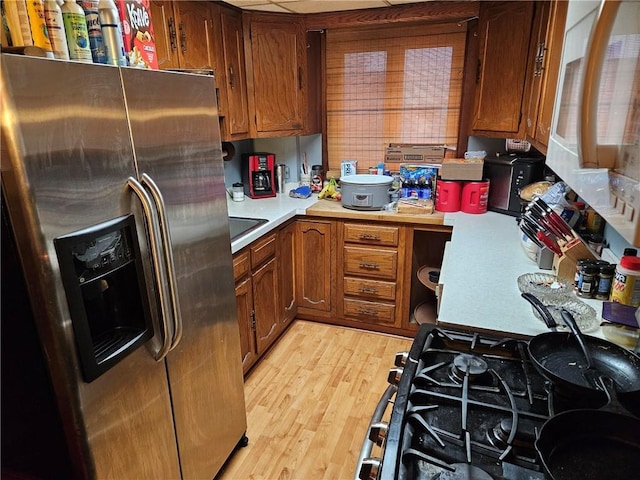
xmin=574 ymin=259 xmax=592 ymax=291
xmin=595 ymin=263 xmax=616 ymax=300
xmin=577 ymin=263 xmax=598 ymax=298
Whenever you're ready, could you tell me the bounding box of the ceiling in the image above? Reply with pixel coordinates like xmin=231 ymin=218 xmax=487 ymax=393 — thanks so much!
xmin=222 ymin=0 xmax=434 ymax=14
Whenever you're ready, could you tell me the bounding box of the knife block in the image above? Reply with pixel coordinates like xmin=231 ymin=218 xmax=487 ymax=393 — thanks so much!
xmin=552 ymin=238 xmax=598 ymax=281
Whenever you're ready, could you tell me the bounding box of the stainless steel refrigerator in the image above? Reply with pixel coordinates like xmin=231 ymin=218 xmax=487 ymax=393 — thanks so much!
xmin=1 ymin=54 xmax=247 ymax=479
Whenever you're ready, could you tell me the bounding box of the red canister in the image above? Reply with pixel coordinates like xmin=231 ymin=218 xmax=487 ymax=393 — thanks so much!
xmin=435 ymin=180 xmax=462 ymax=212
xmin=461 ymin=180 xmax=490 ymax=214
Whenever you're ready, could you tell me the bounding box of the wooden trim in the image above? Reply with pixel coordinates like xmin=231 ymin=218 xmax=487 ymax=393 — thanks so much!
xmin=305 ymin=1 xmax=480 ymax=30
xmin=458 ymin=18 xmax=479 ymax=150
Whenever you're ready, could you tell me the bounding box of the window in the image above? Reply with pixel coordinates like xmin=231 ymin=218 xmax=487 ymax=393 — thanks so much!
xmin=326 ymin=23 xmax=467 ymax=173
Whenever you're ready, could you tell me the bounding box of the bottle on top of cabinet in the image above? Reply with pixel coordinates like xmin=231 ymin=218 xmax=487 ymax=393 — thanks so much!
xmin=2 ymin=0 xmax=34 ymax=47
xmin=97 ymin=0 xmax=126 ymax=66
xmin=43 ymin=0 xmax=70 ymax=59
xmin=25 ymin=0 xmax=55 ymax=57
xmin=78 ymin=0 xmax=107 ymax=63
xmin=61 ymin=0 xmax=92 ymax=62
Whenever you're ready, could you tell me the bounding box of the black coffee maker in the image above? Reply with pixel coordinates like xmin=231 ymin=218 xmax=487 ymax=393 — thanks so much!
xmin=243 ymin=153 xmax=276 ymax=199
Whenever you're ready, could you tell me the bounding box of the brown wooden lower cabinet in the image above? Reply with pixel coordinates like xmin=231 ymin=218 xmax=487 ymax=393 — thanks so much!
xmin=277 ymin=221 xmax=296 ymax=328
xmin=233 ymin=232 xmax=280 ymax=375
xmin=234 ymin=273 xmax=256 ymax=372
xmin=233 ymin=217 xmax=452 ymax=374
xmin=295 ymin=219 xmax=336 ymax=316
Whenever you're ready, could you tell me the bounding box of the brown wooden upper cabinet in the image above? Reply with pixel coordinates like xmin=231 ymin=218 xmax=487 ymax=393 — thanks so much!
xmin=522 ymin=0 xmax=568 ymax=154
xmin=471 ymin=1 xmax=535 ymax=136
xmin=150 ymin=1 xmax=249 ymax=141
xmin=218 ymin=7 xmax=250 ymax=140
xmin=150 ymin=0 xmax=216 ymax=70
xmin=243 ymin=13 xmax=307 ymax=137
xmin=471 ymin=1 xmax=567 ymax=148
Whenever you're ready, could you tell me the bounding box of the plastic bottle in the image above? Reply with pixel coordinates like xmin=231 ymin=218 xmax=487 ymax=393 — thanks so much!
xmin=610 ymin=256 xmax=640 ymax=307
xmin=61 ymin=0 xmax=92 ymax=62
xmin=78 ymin=0 xmax=106 ymax=63
xmin=3 ymin=0 xmax=34 ymax=47
xmin=43 ymin=0 xmax=69 ymax=59
xmin=25 ymin=0 xmax=54 ymax=57
xmin=97 ymin=0 xmax=126 ymax=65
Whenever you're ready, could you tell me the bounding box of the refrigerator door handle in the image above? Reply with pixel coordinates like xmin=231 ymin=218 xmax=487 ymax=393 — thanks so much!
xmin=127 ymin=176 xmax=173 ymax=361
xmin=141 ymin=173 xmax=183 ymax=351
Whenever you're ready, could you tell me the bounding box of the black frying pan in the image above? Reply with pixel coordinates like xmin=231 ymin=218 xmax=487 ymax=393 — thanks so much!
xmin=535 ymin=377 xmax=640 ymax=480
xmin=522 ymin=293 xmax=640 ymax=411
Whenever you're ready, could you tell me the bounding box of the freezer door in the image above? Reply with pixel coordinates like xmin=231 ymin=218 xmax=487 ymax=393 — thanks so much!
xmin=1 ymin=55 xmax=181 ymax=478
xmin=121 ymin=67 xmax=247 ymax=479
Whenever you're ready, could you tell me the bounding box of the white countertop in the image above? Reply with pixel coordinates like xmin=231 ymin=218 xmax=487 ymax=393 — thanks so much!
xmin=227 ymin=195 xmax=608 ymax=339
xmin=438 ymin=211 xmax=606 ymax=339
xmin=227 ymin=193 xmax=317 ymax=253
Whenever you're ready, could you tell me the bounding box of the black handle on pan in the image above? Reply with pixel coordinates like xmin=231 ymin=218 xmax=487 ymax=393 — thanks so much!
xmin=521 ymin=293 xmax=558 ymax=331
xmin=560 ymin=309 xmax=595 ymax=369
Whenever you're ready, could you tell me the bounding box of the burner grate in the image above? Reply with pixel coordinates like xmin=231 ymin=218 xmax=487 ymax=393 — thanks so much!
xmin=394 ymin=326 xmax=550 ymax=480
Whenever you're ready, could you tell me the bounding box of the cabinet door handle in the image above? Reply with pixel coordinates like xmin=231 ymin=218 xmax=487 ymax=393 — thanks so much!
xmin=228 ymin=66 xmax=235 ymax=88
xmin=179 ymin=22 xmax=186 ymax=53
xmin=360 ymin=262 xmax=380 ymax=269
xmin=298 ymin=66 xmax=303 ymax=90
xmin=534 ymin=41 xmax=546 ymax=77
xmin=359 ymin=233 xmax=381 ymax=241
xmin=168 ymin=17 xmax=177 ymax=51
xmin=360 ymin=287 xmax=378 ymax=294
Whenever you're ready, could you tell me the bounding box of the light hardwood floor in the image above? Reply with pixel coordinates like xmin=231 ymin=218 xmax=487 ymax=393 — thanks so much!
xmin=217 ymin=320 xmax=413 ymax=480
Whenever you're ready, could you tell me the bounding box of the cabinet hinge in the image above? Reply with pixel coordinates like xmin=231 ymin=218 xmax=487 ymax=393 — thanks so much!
xmin=251 ymin=311 xmax=256 ymax=331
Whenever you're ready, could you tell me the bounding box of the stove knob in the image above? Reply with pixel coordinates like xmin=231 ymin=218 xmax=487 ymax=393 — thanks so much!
xmin=394 ymin=351 xmax=409 ymax=367
xmin=387 ymin=367 xmax=403 ymax=386
xmin=368 ymin=421 xmax=389 ymax=446
xmin=359 ymin=458 xmax=381 ymax=480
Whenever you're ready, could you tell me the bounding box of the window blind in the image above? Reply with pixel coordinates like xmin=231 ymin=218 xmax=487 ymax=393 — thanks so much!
xmin=326 ymin=23 xmax=467 ymax=173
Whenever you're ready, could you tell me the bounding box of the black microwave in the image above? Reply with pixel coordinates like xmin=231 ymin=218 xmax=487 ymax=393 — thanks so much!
xmin=483 ymin=155 xmax=545 ymax=216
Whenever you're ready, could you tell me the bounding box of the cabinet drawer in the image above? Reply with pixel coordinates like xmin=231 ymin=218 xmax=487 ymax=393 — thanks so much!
xmin=344 ymin=223 xmax=399 ymax=246
xmin=343 ymin=277 xmax=396 ymax=301
xmin=250 ymin=232 xmax=277 ymax=268
xmin=343 ymin=298 xmax=396 ymax=325
xmin=233 ymin=251 xmax=250 ymax=282
xmin=343 ymin=246 xmax=397 ymax=279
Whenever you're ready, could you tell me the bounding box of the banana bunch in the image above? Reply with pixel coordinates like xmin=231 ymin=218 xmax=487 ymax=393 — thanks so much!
xmin=318 ymin=178 xmax=341 ymax=200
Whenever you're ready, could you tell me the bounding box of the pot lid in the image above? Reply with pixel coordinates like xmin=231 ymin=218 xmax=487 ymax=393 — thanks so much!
xmin=340 ymin=174 xmax=393 ymax=185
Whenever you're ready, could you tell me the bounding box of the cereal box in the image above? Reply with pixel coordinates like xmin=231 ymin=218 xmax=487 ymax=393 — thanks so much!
xmin=115 ymin=0 xmax=158 ymax=69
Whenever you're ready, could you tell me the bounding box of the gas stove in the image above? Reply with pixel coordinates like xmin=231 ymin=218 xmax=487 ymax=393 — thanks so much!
xmin=358 ymin=325 xmax=566 ymax=480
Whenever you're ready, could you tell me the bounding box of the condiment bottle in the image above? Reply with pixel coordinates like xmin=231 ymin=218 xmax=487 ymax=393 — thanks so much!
xmin=610 ymin=256 xmax=640 ymax=307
